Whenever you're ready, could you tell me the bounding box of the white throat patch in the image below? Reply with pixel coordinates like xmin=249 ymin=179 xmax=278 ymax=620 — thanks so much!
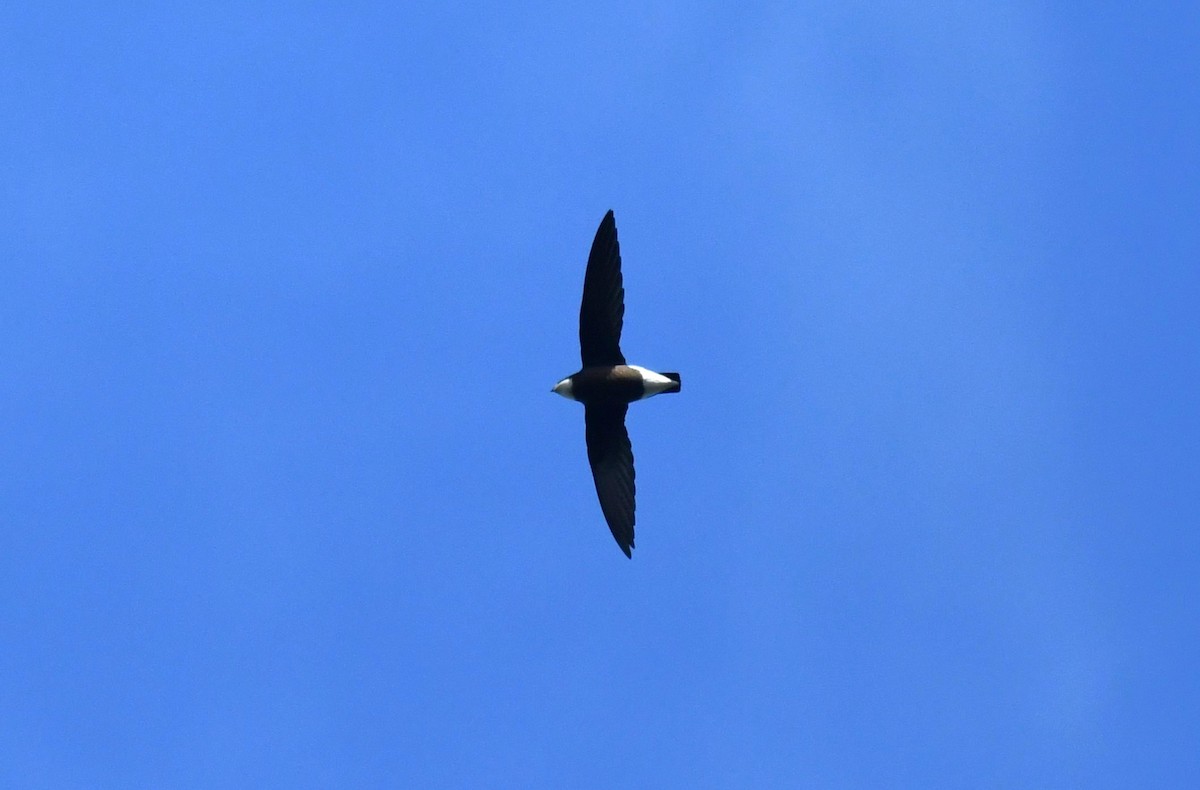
xmin=552 ymin=378 xmax=575 ymax=400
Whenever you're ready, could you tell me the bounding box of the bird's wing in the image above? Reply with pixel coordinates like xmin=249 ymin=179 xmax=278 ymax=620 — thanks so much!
xmin=584 ymin=404 xmax=635 ymax=557
xmin=579 ymin=210 xmax=626 ymax=367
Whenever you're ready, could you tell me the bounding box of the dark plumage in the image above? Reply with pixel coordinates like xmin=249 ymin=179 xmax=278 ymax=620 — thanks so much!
xmin=585 ymin=404 xmax=634 ymax=554
xmin=552 ymin=211 xmax=681 ymax=557
xmin=579 ymin=211 xmax=626 ymax=368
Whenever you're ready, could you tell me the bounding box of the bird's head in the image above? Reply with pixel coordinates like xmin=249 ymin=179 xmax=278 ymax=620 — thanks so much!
xmin=551 ymin=377 xmax=574 ymax=400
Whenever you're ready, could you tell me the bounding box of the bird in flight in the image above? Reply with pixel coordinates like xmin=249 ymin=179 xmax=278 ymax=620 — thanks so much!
xmin=552 ymin=210 xmax=681 ymax=557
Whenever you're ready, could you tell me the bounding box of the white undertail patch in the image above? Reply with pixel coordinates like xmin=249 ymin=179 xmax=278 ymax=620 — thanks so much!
xmin=629 ymin=365 xmax=675 ymax=399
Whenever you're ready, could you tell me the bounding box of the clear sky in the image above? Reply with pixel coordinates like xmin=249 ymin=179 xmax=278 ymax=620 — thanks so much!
xmin=2 ymin=3 xmax=1197 ymax=787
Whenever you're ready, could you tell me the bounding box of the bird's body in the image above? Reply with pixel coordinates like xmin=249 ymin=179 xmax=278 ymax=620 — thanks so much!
xmin=553 ymin=364 xmax=680 ymax=406
xmin=552 ymin=211 xmax=680 ymax=557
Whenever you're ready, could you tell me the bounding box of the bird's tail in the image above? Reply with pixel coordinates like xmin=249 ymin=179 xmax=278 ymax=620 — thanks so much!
xmin=661 ymin=372 xmax=682 ymax=394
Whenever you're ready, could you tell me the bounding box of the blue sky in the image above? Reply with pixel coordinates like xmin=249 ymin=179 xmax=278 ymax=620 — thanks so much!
xmin=2 ymin=3 xmax=1197 ymax=787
